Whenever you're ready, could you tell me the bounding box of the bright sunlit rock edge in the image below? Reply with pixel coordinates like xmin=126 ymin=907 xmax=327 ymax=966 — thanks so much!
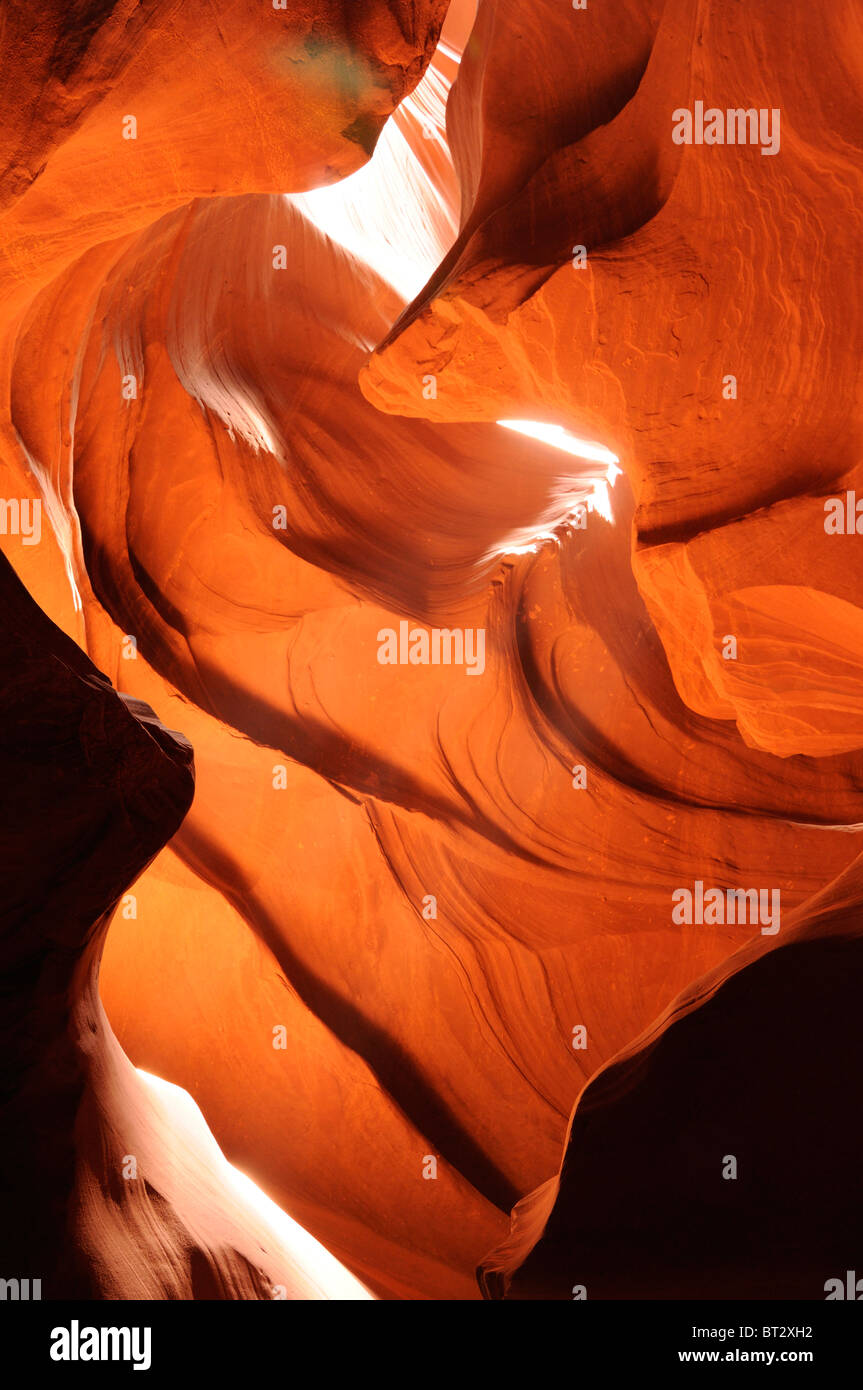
xmin=137 ymin=1068 xmax=374 ymax=1301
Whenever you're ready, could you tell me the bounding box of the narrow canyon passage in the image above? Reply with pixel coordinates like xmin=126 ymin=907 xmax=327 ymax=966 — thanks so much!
xmin=1 ymin=0 xmax=861 ymax=1310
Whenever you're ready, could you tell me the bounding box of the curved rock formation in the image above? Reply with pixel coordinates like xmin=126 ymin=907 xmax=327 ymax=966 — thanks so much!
xmin=2 ymin=0 xmax=862 ymax=1303
xmin=0 ymin=0 xmax=450 ymax=303
xmin=363 ymin=0 xmax=863 ymax=761
xmin=480 ymin=858 xmax=863 ymax=1300
xmin=0 ymin=549 xmax=367 ymax=1297
xmin=361 ymin=0 xmax=863 ymax=1296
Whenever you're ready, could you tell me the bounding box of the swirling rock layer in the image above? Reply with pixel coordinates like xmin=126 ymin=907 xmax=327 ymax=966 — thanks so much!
xmin=0 ymin=549 xmax=368 ymax=1297
xmin=2 ymin=0 xmax=862 ymax=1301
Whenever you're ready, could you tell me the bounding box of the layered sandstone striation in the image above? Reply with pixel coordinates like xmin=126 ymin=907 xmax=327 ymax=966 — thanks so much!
xmin=362 ymin=0 xmax=863 ymax=1294
xmin=364 ymin=0 xmax=863 ymax=761
xmin=0 ymin=549 xmax=369 ymax=1296
xmin=1 ymin=0 xmax=862 ymax=1301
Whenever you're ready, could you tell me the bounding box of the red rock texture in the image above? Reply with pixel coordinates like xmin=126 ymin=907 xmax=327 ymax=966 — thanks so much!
xmin=0 ymin=546 xmax=369 ymax=1296
xmin=2 ymin=0 xmax=862 ymax=1302
xmin=479 ymin=863 xmax=863 ymax=1300
xmin=363 ymin=0 xmax=863 ymax=1297
xmin=365 ymin=0 xmax=863 ymax=762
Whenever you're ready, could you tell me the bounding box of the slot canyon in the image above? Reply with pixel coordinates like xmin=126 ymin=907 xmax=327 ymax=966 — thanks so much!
xmin=1 ymin=0 xmax=862 ymax=1305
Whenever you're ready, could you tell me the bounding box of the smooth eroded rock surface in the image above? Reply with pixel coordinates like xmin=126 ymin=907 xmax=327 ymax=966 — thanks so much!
xmin=2 ymin=0 xmax=861 ymax=1301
